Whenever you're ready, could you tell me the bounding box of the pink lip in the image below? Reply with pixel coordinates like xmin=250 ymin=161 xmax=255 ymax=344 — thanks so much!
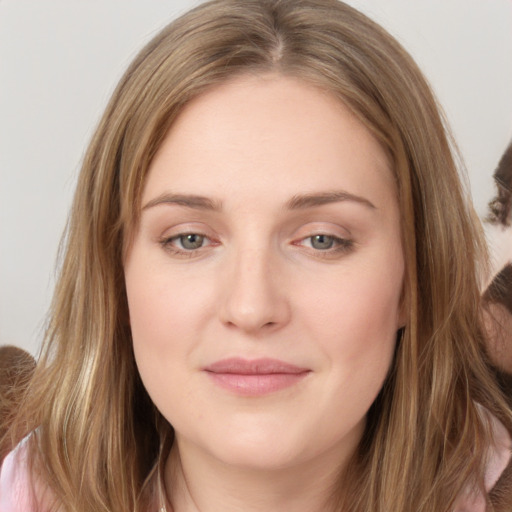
xmin=203 ymin=358 xmax=311 ymax=396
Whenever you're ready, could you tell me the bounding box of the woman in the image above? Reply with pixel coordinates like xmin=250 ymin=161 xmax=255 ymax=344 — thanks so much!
xmin=1 ymin=0 xmax=511 ymax=510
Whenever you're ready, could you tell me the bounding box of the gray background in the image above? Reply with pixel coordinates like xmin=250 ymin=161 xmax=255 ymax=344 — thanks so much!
xmin=1 ymin=0 xmax=511 ymax=355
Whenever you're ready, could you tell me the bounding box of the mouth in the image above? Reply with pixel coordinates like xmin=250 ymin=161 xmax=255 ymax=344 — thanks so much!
xmin=202 ymin=357 xmax=311 ymax=396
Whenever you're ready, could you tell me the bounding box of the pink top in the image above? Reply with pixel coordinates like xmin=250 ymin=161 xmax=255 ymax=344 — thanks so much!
xmin=1 ymin=423 xmax=511 ymax=512
xmin=0 ymin=438 xmax=35 ymax=511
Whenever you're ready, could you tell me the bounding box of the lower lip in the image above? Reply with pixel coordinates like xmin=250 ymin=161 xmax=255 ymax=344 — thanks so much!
xmin=205 ymin=372 xmax=309 ymax=396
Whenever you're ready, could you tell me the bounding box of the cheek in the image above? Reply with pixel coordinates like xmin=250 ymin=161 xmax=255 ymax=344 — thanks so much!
xmin=331 ymin=283 xmax=399 ymax=376
xmin=124 ymin=250 xmax=220 ymax=419
xmin=285 ymin=268 xmax=402 ymax=455
xmin=125 ymin=255 xmax=212 ymax=352
xmin=300 ymin=261 xmax=403 ymax=395
xmin=125 ymin=268 xmax=196 ymax=423
xmin=126 ymin=277 xmax=175 ymax=357
xmin=303 ymin=263 xmax=403 ymax=345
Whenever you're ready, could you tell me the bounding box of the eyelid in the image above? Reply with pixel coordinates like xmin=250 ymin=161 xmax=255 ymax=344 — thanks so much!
xmin=158 ymin=221 xmax=215 ymax=240
xmin=289 ymin=223 xmax=355 ymax=257
xmin=157 ymin=223 xmax=220 ymax=257
xmin=159 ymin=233 xmax=219 ymax=258
xmin=293 ymin=233 xmax=353 ymax=250
xmin=290 ymin=222 xmax=351 ymax=241
xmin=155 ymin=221 xmax=354 ymax=259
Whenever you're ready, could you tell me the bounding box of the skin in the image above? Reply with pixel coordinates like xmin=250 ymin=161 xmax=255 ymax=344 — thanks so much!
xmin=124 ymin=74 xmax=405 ymax=512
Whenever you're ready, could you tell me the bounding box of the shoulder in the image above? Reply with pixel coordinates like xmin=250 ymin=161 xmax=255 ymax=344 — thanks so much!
xmin=0 ymin=438 xmax=37 ymax=511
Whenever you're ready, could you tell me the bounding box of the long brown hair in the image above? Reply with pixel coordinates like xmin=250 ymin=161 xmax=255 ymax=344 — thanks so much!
xmin=8 ymin=1 xmax=511 ymax=510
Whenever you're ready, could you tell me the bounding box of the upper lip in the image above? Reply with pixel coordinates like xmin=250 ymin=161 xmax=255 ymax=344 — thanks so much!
xmin=203 ymin=357 xmax=310 ymax=375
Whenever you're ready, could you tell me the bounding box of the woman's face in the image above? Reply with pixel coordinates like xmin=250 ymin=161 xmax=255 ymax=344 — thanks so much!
xmin=124 ymin=74 xmax=405 ymax=472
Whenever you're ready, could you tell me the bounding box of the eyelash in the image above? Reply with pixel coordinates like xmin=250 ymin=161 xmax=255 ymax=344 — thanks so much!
xmin=159 ymin=233 xmax=216 ymax=257
xmin=294 ymin=234 xmax=354 ymax=257
xmin=159 ymin=232 xmax=354 ymax=259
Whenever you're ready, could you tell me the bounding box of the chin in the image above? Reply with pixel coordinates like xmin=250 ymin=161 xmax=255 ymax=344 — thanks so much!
xmin=202 ymin=417 xmax=314 ymax=470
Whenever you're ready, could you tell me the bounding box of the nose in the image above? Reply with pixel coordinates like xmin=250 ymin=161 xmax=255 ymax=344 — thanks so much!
xmin=219 ymin=246 xmax=291 ymax=334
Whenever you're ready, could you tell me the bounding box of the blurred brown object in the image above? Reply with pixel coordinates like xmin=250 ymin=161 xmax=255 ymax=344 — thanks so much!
xmin=488 ymin=142 xmax=512 ymax=227
xmin=485 ymin=264 xmax=512 ymax=315
xmin=0 ymin=345 xmax=36 ymax=464
xmin=484 ymin=264 xmax=512 ymax=374
xmin=490 ymin=456 xmax=512 ymax=512
xmin=484 ymin=140 xmax=512 ymax=377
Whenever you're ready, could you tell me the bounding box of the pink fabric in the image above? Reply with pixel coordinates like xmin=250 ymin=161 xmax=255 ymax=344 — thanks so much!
xmin=0 ymin=439 xmax=35 ymax=511
xmin=1 ymin=425 xmax=511 ymax=511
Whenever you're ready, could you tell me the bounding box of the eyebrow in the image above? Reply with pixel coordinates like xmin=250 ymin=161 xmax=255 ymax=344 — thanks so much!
xmin=285 ymin=191 xmax=376 ymax=210
xmin=142 ymin=193 xmax=222 ymax=212
xmin=142 ymin=189 xmax=376 ymax=212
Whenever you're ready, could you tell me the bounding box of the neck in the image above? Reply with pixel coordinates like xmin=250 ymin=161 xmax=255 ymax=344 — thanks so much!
xmin=164 ymin=436 xmax=355 ymax=512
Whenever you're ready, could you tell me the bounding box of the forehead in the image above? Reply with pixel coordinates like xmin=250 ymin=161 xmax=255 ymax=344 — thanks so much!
xmin=143 ymin=73 xmax=395 ymax=210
